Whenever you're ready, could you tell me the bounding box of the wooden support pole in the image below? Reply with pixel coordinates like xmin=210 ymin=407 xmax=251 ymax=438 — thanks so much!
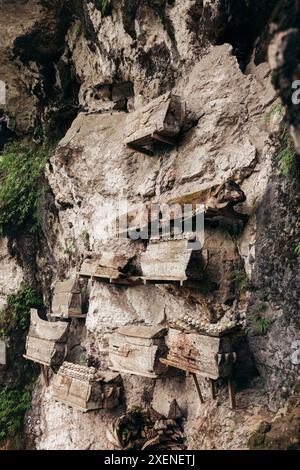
xmin=191 ymin=373 xmax=204 ymax=404
xmin=228 ymin=378 xmax=236 ymax=409
xmin=41 ymin=364 xmax=49 ymax=387
xmin=210 ymin=379 xmax=217 ymax=400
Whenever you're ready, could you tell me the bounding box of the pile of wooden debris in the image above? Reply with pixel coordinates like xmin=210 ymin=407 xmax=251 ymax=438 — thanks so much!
xmin=106 ymin=400 xmax=186 ymax=450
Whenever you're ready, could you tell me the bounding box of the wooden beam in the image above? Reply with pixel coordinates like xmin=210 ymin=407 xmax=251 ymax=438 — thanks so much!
xmin=41 ymin=364 xmax=49 ymax=387
xmin=191 ymin=373 xmax=205 ymax=404
xmin=228 ymin=378 xmax=236 ymax=409
xmin=210 ymin=378 xmax=217 ymax=400
xmin=127 ymin=143 xmax=154 ymax=156
xmin=152 ymin=132 xmax=177 ymax=146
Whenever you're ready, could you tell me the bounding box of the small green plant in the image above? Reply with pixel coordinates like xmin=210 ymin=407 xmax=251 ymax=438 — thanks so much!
xmin=0 ymin=143 xmax=49 ymax=235
xmin=264 ymin=103 xmax=285 ymax=123
xmin=249 ymin=315 xmax=272 ymax=336
xmin=95 ymin=0 xmax=111 ymax=15
xmin=277 ymin=125 xmax=298 ymax=176
xmin=0 ymin=284 xmax=44 ymax=335
xmin=0 ymin=376 xmax=37 ymax=443
xmin=294 ymin=243 xmax=300 ymax=256
xmin=80 ymin=229 xmax=90 ymax=250
xmin=64 ymin=238 xmax=77 ymax=255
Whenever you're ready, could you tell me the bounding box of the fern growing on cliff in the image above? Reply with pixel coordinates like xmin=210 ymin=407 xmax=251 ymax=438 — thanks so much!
xmin=0 ymin=143 xmax=48 ymax=235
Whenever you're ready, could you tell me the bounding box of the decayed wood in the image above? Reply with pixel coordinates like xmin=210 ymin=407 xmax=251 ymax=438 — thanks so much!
xmin=51 ymin=277 xmax=84 ymax=319
xmin=141 ymin=239 xmax=204 ymax=284
xmin=161 ymin=328 xmax=235 ymax=380
xmin=0 ymin=339 xmax=6 ymax=365
xmin=210 ymin=378 xmax=217 ymax=400
xmin=191 ymin=373 xmax=204 ymax=404
xmin=79 ymin=251 xmax=134 ymax=284
xmin=124 ymin=92 xmax=183 ymax=154
xmin=228 ymin=378 xmax=236 ymax=409
xmin=24 ymin=309 xmax=69 ymax=367
xmin=109 ymin=325 xmax=167 ymax=378
xmin=52 ymin=362 xmax=121 ymax=412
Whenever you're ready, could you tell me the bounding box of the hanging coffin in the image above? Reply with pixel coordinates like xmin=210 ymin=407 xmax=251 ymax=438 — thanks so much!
xmin=52 ymin=362 xmax=122 ymax=412
xmin=141 ymin=239 xmax=206 ymax=285
xmin=109 ymin=325 xmax=167 ymax=378
xmin=160 ymin=328 xmax=236 ymax=380
xmin=79 ymin=251 xmax=142 ymax=285
xmin=124 ymin=92 xmax=184 ymax=155
xmin=24 ymin=309 xmax=69 ymax=367
xmin=50 ymin=277 xmax=84 ymax=319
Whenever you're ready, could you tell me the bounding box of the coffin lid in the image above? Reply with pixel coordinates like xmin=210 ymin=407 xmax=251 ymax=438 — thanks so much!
xmin=53 ymin=277 xmax=81 ymax=295
xmin=117 ymin=325 xmax=167 ymax=339
xmin=29 ymin=309 xmax=69 ymax=341
xmin=58 ymin=361 xmax=120 ymax=383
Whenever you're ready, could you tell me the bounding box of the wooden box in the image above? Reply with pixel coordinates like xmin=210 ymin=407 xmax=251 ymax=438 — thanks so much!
xmin=52 ymin=362 xmax=122 ymax=412
xmin=141 ymin=239 xmax=205 ymax=285
xmin=109 ymin=325 xmax=167 ymax=378
xmin=161 ymin=328 xmax=236 ymax=380
xmin=50 ymin=277 xmax=84 ymax=319
xmin=24 ymin=309 xmax=69 ymax=367
xmin=124 ymin=92 xmax=184 ymax=155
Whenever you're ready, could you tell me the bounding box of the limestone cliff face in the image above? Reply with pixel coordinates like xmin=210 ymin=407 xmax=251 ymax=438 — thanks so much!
xmin=0 ymin=0 xmax=299 ymax=450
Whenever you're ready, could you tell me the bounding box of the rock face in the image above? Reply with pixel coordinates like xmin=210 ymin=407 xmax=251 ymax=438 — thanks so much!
xmin=0 ymin=0 xmax=299 ymax=450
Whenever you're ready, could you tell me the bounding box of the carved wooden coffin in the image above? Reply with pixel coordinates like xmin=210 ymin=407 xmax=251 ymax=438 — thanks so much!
xmin=50 ymin=277 xmax=84 ymax=319
xmin=52 ymin=362 xmax=122 ymax=412
xmin=161 ymin=328 xmax=236 ymax=380
xmin=0 ymin=339 xmax=6 ymax=365
xmin=109 ymin=325 xmax=167 ymax=378
xmin=124 ymin=92 xmax=183 ymax=155
xmin=24 ymin=309 xmax=69 ymax=367
xmin=141 ymin=239 xmax=205 ymax=284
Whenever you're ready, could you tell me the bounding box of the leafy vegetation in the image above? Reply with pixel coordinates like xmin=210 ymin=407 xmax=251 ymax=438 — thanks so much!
xmin=277 ymin=125 xmax=298 ymax=176
xmin=0 ymin=284 xmax=44 ymax=335
xmin=264 ymin=103 xmax=285 ymax=123
xmin=0 ymin=143 xmax=49 ymax=235
xmin=294 ymin=244 xmax=300 ymax=256
xmin=95 ymin=0 xmax=111 ymax=15
xmin=249 ymin=315 xmax=272 ymax=336
xmin=0 ymin=376 xmax=37 ymax=443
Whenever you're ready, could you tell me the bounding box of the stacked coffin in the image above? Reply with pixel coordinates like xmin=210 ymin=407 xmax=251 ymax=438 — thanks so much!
xmin=109 ymin=325 xmax=167 ymax=378
xmin=52 ymin=362 xmax=122 ymax=412
xmin=124 ymin=92 xmax=184 ymax=155
xmin=50 ymin=277 xmax=85 ymax=319
xmin=24 ymin=309 xmax=69 ymax=368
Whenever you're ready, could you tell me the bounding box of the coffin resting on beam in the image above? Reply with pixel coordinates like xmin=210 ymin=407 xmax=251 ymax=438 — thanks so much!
xmin=78 ymin=251 xmax=142 ymax=285
xmin=141 ymin=239 xmax=206 ymax=285
xmin=109 ymin=325 xmax=167 ymax=378
xmin=50 ymin=277 xmax=84 ymax=319
xmin=160 ymin=328 xmax=236 ymax=380
xmin=52 ymin=362 xmax=122 ymax=412
xmin=24 ymin=309 xmax=69 ymax=367
xmin=124 ymin=92 xmax=184 ymax=155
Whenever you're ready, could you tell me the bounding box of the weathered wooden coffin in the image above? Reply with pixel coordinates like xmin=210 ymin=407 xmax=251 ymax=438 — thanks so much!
xmin=24 ymin=309 xmax=69 ymax=367
xmin=141 ymin=239 xmax=205 ymax=284
xmin=124 ymin=92 xmax=183 ymax=155
xmin=50 ymin=277 xmax=84 ymax=319
xmin=161 ymin=328 xmax=236 ymax=380
xmin=109 ymin=325 xmax=167 ymax=378
xmin=79 ymin=251 xmax=129 ymax=283
xmin=52 ymin=362 xmax=121 ymax=412
xmin=0 ymin=339 xmax=6 ymax=365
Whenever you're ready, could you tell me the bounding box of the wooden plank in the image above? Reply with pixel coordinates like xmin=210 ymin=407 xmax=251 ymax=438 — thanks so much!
xmin=228 ymin=378 xmax=236 ymax=409
xmin=191 ymin=373 xmax=205 ymax=404
xmin=210 ymin=379 xmax=217 ymax=400
xmin=118 ymin=325 xmax=167 ymax=339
